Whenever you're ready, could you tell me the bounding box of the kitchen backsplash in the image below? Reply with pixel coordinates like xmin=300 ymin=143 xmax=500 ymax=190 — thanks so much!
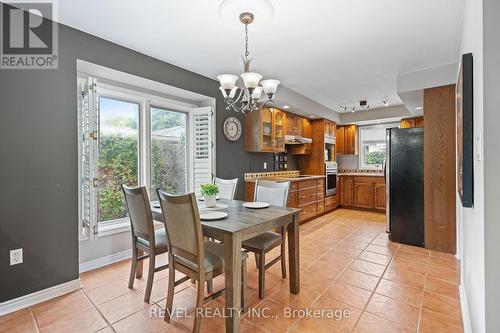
xmin=337 ymin=155 xmax=359 ymax=170
xmin=244 ymin=170 xmax=300 ymax=181
xmin=338 ymin=169 xmax=383 ymax=174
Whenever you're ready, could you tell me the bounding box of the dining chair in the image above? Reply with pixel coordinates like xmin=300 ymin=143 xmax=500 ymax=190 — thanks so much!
xmin=157 ymin=190 xmax=247 ymax=333
xmin=122 ymin=185 xmax=169 ymax=303
xmin=215 ymin=177 xmax=239 ymax=199
xmin=242 ymin=179 xmax=290 ymax=299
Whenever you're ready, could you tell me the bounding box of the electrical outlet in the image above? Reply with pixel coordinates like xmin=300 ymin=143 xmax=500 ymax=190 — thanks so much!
xmin=10 ymin=248 xmax=23 ymax=266
xmin=263 ymin=162 xmax=267 ymax=170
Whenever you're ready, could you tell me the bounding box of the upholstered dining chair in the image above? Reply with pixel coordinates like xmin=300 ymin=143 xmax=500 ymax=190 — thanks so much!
xmin=157 ymin=190 xmax=247 ymax=333
xmin=122 ymin=185 xmax=169 ymax=303
xmin=242 ymin=179 xmax=290 ymax=299
xmin=215 ymin=177 xmax=239 ymax=199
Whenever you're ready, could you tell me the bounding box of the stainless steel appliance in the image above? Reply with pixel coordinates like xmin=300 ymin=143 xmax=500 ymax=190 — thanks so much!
xmin=325 ymin=161 xmax=337 ymax=196
xmin=385 ymin=127 xmax=424 ymax=247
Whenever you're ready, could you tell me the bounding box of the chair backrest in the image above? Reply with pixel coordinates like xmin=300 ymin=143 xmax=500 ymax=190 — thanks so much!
xmin=156 ymin=190 xmax=204 ymax=270
xmin=215 ymin=177 xmax=239 ymax=200
xmin=254 ymin=180 xmax=291 ymax=207
xmin=122 ymin=185 xmax=155 ymax=243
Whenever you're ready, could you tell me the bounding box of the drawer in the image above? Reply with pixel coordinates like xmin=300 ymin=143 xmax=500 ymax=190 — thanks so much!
xmin=290 ymin=182 xmax=298 ymax=191
xmin=298 ymin=179 xmax=317 ymax=190
xmin=354 ymin=176 xmax=376 ymax=184
xmin=317 ymin=178 xmax=325 ymax=187
xmin=317 ymin=191 xmax=325 ymax=201
xmin=288 ymin=191 xmax=298 ymax=208
xmin=299 ymin=188 xmax=317 ymax=206
xmin=299 ymin=202 xmax=317 ymax=220
xmin=325 ymin=195 xmax=338 ymax=211
xmin=317 ymin=201 xmax=325 ymax=214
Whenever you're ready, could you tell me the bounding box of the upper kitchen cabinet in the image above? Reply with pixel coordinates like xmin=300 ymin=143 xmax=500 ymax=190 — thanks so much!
xmin=336 ymin=124 xmax=358 ymax=155
xmin=401 ymin=116 xmax=424 ymax=128
xmin=324 ymin=120 xmax=336 ymax=139
xmin=284 ymin=113 xmax=312 ymax=138
xmin=245 ymin=107 xmax=285 ymax=153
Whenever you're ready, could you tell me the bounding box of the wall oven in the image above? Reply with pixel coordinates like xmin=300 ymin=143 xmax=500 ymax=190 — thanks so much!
xmin=325 ymin=162 xmax=337 ymax=196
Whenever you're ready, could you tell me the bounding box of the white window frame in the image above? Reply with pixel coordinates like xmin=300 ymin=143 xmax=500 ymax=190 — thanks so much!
xmin=78 ymin=79 xmax=215 ymax=238
xmin=358 ymin=123 xmax=398 ymax=170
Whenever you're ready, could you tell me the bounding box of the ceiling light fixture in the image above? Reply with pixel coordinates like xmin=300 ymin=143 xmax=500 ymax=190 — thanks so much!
xmin=383 ymin=99 xmax=389 ymax=106
xmin=282 ymin=105 xmax=290 ymax=109
xmin=217 ymin=12 xmax=280 ymax=113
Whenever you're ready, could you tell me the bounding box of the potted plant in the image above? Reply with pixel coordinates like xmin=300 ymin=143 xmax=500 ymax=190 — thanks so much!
xmin=200 ymin=183 xmax=219 ymax=208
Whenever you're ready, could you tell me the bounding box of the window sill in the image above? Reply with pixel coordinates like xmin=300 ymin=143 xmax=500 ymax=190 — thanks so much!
xmin=97 ymin=219 xmax=165 ymax=238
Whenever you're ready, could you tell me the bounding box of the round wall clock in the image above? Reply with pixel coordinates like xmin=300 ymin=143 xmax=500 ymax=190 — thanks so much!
xmin=223 ymin=116 xmax=242 ymax=141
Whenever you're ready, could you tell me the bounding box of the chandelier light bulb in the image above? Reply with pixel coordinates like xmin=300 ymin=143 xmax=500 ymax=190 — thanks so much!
xmin=260 ymin=79 xmax=280 ymax=95
xmin=240 ymin=72 xmax=263 ymax=89
xmin=217 ymin=74 xmax=239 ymax=91
xmin=252 ymin=86 xmax=263 ymax=99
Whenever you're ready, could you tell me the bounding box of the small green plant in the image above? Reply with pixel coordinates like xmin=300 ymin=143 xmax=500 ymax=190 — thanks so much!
xmin=200 ymin=183 xmax=219 ymax=196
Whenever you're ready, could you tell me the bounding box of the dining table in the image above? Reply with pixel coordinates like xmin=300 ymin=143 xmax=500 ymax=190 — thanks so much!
xmin=151 ymin=198 xmax=301 ymax=333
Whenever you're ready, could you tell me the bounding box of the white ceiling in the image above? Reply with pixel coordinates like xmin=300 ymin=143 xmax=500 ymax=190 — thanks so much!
xmin=57 ymin=0 xmax=464 ymax=112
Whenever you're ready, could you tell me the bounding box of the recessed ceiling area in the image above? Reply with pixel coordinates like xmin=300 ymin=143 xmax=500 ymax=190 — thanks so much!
xmin=57 ymin=0 xmax=464 ymax=113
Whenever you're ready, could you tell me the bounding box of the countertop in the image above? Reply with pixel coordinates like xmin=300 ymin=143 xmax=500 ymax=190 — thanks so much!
xmin=245 ymin=175 xmax=325 ymax=183
xmin=338 ymin=172 xmax=384 ymax=177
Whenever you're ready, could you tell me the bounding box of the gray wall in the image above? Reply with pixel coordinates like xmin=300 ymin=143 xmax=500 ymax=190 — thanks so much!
xmin=0 ymin=19 xmax=323 ymax=301
xmin=483 ymin=0 xmax=500 ymax=331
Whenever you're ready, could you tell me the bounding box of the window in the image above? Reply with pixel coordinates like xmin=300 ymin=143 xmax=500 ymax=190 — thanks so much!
xmin=78 ymin=77 xmax=214 ymax=239
xmin=359 ymin=123 xmax=398 ymax=170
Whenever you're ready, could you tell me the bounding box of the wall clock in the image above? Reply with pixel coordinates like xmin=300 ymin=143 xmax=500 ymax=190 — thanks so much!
xmin=223 ymin=116 xmax=242 ymax=141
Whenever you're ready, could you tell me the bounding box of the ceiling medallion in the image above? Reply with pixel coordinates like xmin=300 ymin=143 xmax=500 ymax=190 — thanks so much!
xmin=217 ymin=11 xmax=280 ymax=113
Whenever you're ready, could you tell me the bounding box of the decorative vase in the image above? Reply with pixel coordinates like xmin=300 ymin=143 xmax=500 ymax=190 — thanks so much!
xmin=204 ymin=195 xmax=217 ymax=208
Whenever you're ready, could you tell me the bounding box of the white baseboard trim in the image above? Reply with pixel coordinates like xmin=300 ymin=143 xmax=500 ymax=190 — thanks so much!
xmin=460 ymin=284 xmax=473 ymax=333
xmin=79 ymin=249 xmax=132 ymax=273
xmin=0 ymin=279 xmax=82 ymax=316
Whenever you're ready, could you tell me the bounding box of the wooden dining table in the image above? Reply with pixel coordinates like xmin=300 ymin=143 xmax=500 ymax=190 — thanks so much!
xmin=151 ymin=198 xmax=301 ymax=333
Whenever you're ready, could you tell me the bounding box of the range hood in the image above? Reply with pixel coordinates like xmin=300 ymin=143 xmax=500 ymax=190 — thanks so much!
xmin=284 ymin=135 xmax=312 ymax=145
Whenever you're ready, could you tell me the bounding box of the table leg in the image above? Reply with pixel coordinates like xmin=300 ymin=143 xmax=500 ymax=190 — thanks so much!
xmin=287 ymin=213 xmax=300 ymax=294
xmin=224 ymin=233 xmax=242 ymax=333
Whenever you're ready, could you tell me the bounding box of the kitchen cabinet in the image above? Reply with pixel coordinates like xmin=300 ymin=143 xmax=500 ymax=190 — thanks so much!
xmin=324 ymin=120 xmax=336 ymax=138
xmin=401 ymin=117 xmax=424 ymax=129
xmin=338 ymin=175 xmax=385 ymax=211
xmin=339 ymin=176 xmax=354 ymax=205
xmin=245 ymin=107 xmax=285 ymax=153
xmin=245 ymin=176 xmax=327 ymax=222
xmin=285 ymin=113 xmax=295 ymax=135
xmin=336 ymin=125 xmax=358 ymax=155
xmin=325 ymin=194 xmax=338 ymax=211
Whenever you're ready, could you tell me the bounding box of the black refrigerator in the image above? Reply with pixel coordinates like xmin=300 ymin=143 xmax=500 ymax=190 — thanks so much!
xmin=385 ymin=127 xmax=424 ymax=247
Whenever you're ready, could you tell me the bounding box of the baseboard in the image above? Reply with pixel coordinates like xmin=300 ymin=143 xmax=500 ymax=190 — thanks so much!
xmin=0 ymin=279 xmax=82 ymax=316
xmin=79 ymin=249 xmax=131 ymax=273
xmin=460 ymin=284 xmax=473 ymax=333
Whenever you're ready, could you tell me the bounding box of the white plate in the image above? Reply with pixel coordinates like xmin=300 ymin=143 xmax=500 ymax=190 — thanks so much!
xmin=200 ymin=211 xmax=228 ymax=221
xmin=242 ymin=202 xmax=270 ymax=209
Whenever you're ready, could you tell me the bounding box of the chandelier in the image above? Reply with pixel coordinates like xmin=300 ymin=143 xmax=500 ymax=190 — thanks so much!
xmin=217 ymin=12 xmax=280 ymax=113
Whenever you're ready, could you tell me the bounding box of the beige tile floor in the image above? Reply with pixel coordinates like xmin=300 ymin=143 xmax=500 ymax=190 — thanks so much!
xmin=0 ymin=209 xmax=464 ymax=333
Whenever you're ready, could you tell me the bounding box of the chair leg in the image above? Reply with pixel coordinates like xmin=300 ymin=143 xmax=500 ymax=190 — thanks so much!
xmin=207 ymin=279 xmax=213 ymax=294
xmin=258 ymin=251 xmax=266 ymax=299
xmin=128 ymin=246 xmax=138 ymax=289
xmin=144 ymin=252 xmax=155 ymax=303
xmin=193 ymin=276 xmax=204 ymax=333
xmin=136 ymin=249 xmax=144 ymax=278
xmin=280 ymin=241 xmax=287 ymax=279
xmin=254 ymin=253 xmax=259 ymax=269
xmin=241 ymin=258 xmax=247 ymax=312
xmin=164 ymin=256 xmax=175 ymax=323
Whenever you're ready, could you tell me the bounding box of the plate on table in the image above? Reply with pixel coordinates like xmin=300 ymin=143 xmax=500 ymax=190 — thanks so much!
xmin=200 ymin=211 xmax=228 ymax=221
xmin=242 ymin=202 xmax=270 ymax=209
xmin=200 ymin=203 xmax=229 ymax=211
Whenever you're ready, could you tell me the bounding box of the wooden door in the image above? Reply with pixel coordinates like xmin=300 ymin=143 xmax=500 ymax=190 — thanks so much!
xmin=353 ymin=182 xmax=374 ymax=208
xmin=374 ymin=184 xmax=386 ymax=210
xmin=285 ymin=113 xmax=294 ymax=135
xmin=324 ymin=121 xmax=330 ymax=137
xmin=273 ymin=109 xmax=285 ymax=152
xmin=261 ymin=108 xmax=274 ymax=152
xmin=331 ymin=123 xmax=336 ymax=139
xmin=345 ymin=125 xmax=357 ymax=154
xmin=400 ymin=118 xmax=415 ymax=128
xmin=340 ymin=176 xmax=353 ymax=205
xmin=336 ymin=126 xmax=345 ymax=154
xmin=295 ymin=117 xmax=303 ymax=136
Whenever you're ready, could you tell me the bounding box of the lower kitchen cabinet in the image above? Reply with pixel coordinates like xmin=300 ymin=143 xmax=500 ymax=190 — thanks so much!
xmin=339 ymin=175 xmax=385 ymax=212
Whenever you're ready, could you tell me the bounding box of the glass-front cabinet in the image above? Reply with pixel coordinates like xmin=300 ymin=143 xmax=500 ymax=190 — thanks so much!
xmin=245 ymin=107 xmax=285 ymax=153
xmin=273 ymin=108 xmax=285 ymax=152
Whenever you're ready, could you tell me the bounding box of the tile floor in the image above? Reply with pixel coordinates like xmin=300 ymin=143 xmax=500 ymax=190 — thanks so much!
xmin=0 ymin=209 xmax=464 ymax=333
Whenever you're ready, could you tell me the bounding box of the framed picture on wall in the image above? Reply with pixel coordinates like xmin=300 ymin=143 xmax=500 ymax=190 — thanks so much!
xmin=456 ymin=53 xmax=474 ymax=208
